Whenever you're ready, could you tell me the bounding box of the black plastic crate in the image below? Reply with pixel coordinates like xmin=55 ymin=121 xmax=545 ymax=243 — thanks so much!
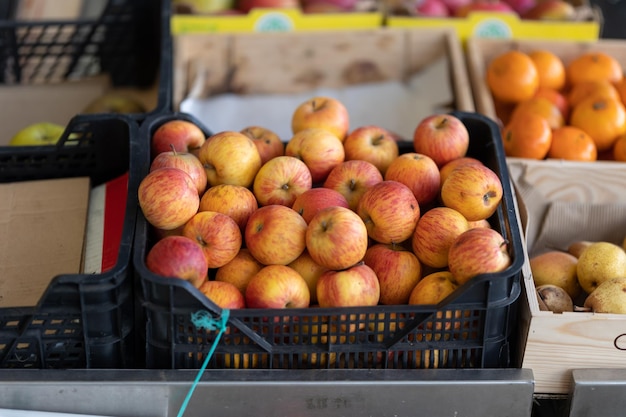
xmin=0 ymin=0 xmax=160 ymax=87
xmin=0 ymin=114 xmax=144 ymax=369
xmin=134 ymin=111 xmax=525 ymax=370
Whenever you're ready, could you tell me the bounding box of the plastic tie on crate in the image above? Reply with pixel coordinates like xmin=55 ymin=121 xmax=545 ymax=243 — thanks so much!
xmin=176 ymin=309 xmax=230 ymax=417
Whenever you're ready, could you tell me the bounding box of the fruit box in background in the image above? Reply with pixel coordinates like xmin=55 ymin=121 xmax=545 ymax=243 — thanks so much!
xmin=171 ymin=7 xmax=384 ymax=34
xmin=0 ymin=114 xmax=143 ymax=370
xmin=172 ymin=27 xmax=474 ymax=140
xmin=465 ymin=37 xmax=626 ymax=124
xmin=386 ymin=11 xmax=600 ymax=45
xmin=134 ymin=110 xmax=525 ymax=371
xmin=509 ymin=158 xmax=626 ymax=396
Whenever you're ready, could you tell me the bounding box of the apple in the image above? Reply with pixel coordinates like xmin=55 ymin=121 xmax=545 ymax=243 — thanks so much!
xmin=240 ymin=125 xmax=285 ymax=165
xmin=83 ymin=92 xmax=146 ymax=114
xmin=145 ymin=235 xmax=208 ymax=288
xmin=245 ymin=204 xmax=308 ymax=265
xmin=356 ymin=180 xmax=421 ymax=245
xmin=237 ymin=0 xmax=300 ymax=14
xmin=447 ymin=227 xmax=511 ymax=286
xmin=138 ymin=167 xmax=200 ymax=230
xmin=438 ymin=156 xmax=484 ymax=188
xmin=384 ymin=152 xmax=440 ymax=206
xmin=523 ymin=0 xmax=575 ymax=20
xmin=150 ymin=145 xmax=208 ymax=195
xmin=285 ymin=127 xmax=345 ymax=184
xmin=441 ymin=0 xmax=473 ymax=14
xmin=302 ymin=2 xmax=346 ymax=12
xmin=416 ymin=0 xmax=450 ymax=16
xmin=343 ymin=125 xmax=399 ymax=175
xmin=151 ymin=119 xmax=206 ymax=159
xmin=245 ymin=264 xmax=310 ymax=309
xmin=316 ymin=263 xmax=380 ymax=308
xmin=323 ymin=159 xmax=383 ymax=211
xmin=408 ymin=270 xmax=458 ymax=305
xmin=198 ymin=280 xmax=246 ymax=309
xmin=199 ymin=184 xmax=258 ymax=232
xmin=503 ymin=0 xmax=536 ymax=15
xmin=413 ymin=114 xmax=470 ymax=168
xmin=291 ymin=187 xmax=350 ymax=224
xmin=411 ymin=206 xmax=469 ymax=269
xmin=440 ymin=163 xmax=503 ymax=222
xmin=253 ymin=155 xmax=313 ymax=207
xmin=197 ymin=130 xmax=262 ymax=188
xmin=363 ymin=243 xmax=422 ymax=305
xmin=182 ymin=211 xmax=242 ymax=269
xmin=288 ymin=250 xmax=329 ymax=304
xmin=10 ymin=122 xmax=65 ymax=146
xmin=455 ymin=0 xmax=515 ymax=17
xmin=215 ymin=248 xmax=263 ymax=295
xmin=305 ymin=206 xmax=369 ymax=271
xmin=468 ymin=219 xmax=491 ymax=229
xmin=301 ymin=0 xmax=358 ymax=11
xmin=291 ymin=96 xmax=350 ymax=142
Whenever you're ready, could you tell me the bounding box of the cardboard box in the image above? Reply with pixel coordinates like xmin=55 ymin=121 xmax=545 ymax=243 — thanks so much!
xmin=465 ymin=37 xmax=626 ymax=124
xmin=173 ymin=27 xmax=474 ymax=139
xmin=508 ymin=157 xmax=626 ymax=396
xmin=0 ymin=176 xmax=91 ymax=308
xmin=387 ymin=11 xmax=600 ymax=45
xmin=171 ymin=7 xmax=384 ymax=34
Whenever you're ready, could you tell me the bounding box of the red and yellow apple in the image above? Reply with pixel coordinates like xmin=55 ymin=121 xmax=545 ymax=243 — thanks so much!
xmin=151 ymin=119 xmax=206 ymax=159
xmin=150 ymin=146 xmax=207 ymax=195
xmin=291 ymin=96 xmax=350 ymax=142
xmin=197 ymin=130 xmax=262 ymax=188
xmin=305 ymin=206 xmax=369 ymax=270
xmin=145 ymin=235 xmax=208 ymax=288
xmin=199 ymin=280 xmax=246 ymax=309
xmin=412 ymin=114 xmax=470 ymax=167
xmin=343 ymin=125 xmax=399 ymax=175
xmin=182 ymin=211 xmax=242 ymax=269
xmin=363 ymin=243 xmax=422 ymax=305
xmin=384 ymin=152 xmax=440 ymax=206
xmin=199 ymin=184 xmax=258 ymax=232
xmin=291 ymin=187 xmax=350 ymax=224
xmin=253 ymin=155 xmax=312 ymax=207
xmin=288 ymin=250 xmax=329 ymax=304
xmin=215 ymin=248 xmax=263 ymax=295
xmin=356 ymin=180 xmax=421 ymax=244
xmin=316 ymin=263 xmax=380 ymax=308
xmin=323 ymin=159 xmax=383 ymax=211
xmin=285 ymin=127 xmax=345 ymax=184
xmin=245 ymin=204 xmax=308 ymax=265
xmin=245 ymin=264 xmax=310 ymax=309
xmin=240 ymin=125 xmax=285 ymax=164
xmin=411 ymin=206 xmax=469 ymax=268
xmin=138 ymin=167 xmax=200 ymax=230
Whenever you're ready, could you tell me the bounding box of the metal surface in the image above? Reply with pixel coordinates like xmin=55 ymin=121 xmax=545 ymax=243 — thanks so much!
xmin=0 ymin=368 xmax=534 ymax=417
xmin=569 ymin=369 xmax=626 ymax=417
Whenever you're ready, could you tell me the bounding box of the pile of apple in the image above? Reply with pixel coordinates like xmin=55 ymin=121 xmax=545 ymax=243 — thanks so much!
xmin=173 ymin=0 xmax=376 ymax=16
xmin=138 ymin=97 xmax=513 ymax=314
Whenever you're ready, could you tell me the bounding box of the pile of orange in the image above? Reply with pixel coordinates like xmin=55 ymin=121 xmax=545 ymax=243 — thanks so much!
xmin=486 ymin=48 xmax=626 ymax=162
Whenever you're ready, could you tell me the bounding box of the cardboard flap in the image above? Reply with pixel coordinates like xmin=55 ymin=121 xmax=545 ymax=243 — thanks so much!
xmin=0 ymin=177 xmax=90 ymax=308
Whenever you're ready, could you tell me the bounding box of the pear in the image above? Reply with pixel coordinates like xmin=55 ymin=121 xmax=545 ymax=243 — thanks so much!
xmin=567 ymin=240 xmax=594 ymax=259
xmin=577 ymin=241 xmax=626 ymax=295
xmin=584 ymin=277 xmax=626 ymax=314
xmin=536 ymin=284 xmax=574 ymax=313
xmin=530 ymin=250 xmax=581 ymax=299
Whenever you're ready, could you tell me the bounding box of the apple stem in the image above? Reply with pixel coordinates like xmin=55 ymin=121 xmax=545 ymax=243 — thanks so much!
xmin=349 ymin=178 xmax=357 ymax=191
xmin=169 ymin=144 xmax=178 ymax=155
xmin=499 ymin=239 xmax=509 ymax=249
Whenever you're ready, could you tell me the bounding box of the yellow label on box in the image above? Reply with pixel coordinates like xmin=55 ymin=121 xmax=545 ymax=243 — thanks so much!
xmin=387 ymin=12 xmax=600 ymax=43
xmin=171 ymin=8 xmax=384 ymax=34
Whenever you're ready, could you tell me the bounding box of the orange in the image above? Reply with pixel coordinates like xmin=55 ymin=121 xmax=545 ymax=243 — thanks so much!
xmin=567 ymin=80 xmax=620 ymax=108
xmin=502 ymin=112 xmax=552 ymax=159
xmin=548 ymin=126 xmax=597 ymax=161
xmin=510 ymin=96 xmax=565 ymax=130
xmin=486 ymin=50 xmax=539 ymax=103
xmin=565 ymin=51 xmax=623 ymax=86
xmin=614 ymin=77 xmax=626 ymax=106
xmin=613 ymin=134 xmax=626 ymax=161
xmin=528 ymin=49 xmax=566 ymax=91
xmin=569 ymin=96 xmax=626 ymax=152
xmin=534 ymin=87 xmax=570 ymax=120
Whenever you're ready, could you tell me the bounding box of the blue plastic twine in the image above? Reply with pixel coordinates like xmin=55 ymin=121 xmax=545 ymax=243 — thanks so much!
xmin=176 ymin=309 xmax=230 ymax=417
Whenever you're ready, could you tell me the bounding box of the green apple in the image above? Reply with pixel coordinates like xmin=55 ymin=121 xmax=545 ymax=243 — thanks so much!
xmin=10 ymin=122 xmax=65 ymax=146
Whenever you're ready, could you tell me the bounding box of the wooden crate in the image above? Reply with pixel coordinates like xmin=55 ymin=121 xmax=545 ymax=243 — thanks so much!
xmin=465 ymin=37 xmax=626 ymax=125
xmin=172 ymin=27 xmax=474 ymax=138
xmin=508 ymin=157 xmax=626 ymax=396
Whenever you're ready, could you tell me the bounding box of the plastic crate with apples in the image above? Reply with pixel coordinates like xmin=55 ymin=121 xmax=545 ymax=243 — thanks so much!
xmin=133 ymin=109 xmax=525 ymax=370
xmin=0 ymin=114 xmax=144 ymax=369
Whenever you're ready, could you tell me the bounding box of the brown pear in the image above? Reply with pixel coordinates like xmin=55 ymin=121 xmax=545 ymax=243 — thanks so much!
xmin=536 ymin=284 xmax=574 ymax=313
xmin=530 ymin=250 xmax=581 ymax=299
xmin=577 ymin=242 xmax=626 ymax=294
xmin=567 ymin=240 xmax=594 ymax=259
xmin=584 ymin=277 xmax=626 ymax=314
